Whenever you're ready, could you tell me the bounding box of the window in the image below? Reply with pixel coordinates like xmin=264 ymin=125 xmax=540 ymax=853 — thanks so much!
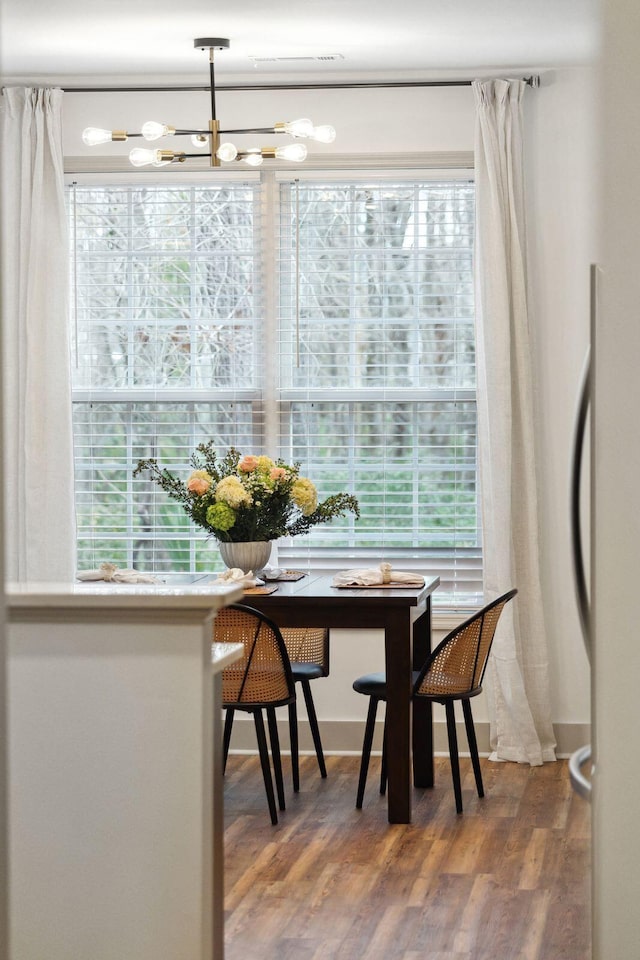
xmin=69 ymin=172 xmax=480 ymax=604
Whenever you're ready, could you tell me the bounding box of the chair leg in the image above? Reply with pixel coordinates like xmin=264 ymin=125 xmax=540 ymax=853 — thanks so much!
xmin=462 ymin=698 xmax=484 ymax=798
xmin=267 ymin=707 xmax=286 ymax=812
xmin=223 ymin=708 xmax=235 ymax=773
xmin=380 ymin=721 xmax=387 ymax=796
xmin=301 ymin=678 xmax=327 ymax=779
xmin=445 ymin=700 xmax=463 ymax=814
xmin=288 ymin=700 xmax=300 ymax=793
xmin=356 ymin=696 xmax=379 ymax=809
xmin=253 ymin=710 xmax=278 ymax=825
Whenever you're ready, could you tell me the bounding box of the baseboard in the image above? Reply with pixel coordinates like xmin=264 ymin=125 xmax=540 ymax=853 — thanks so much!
xmin=226 ymin=716 xmax=590 ymax=760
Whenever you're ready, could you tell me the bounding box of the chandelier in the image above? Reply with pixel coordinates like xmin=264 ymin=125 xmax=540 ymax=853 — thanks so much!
xmin=82 ymin=38 xmax=336 ymax=168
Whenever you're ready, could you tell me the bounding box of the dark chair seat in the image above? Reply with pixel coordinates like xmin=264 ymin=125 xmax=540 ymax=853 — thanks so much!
xmin=353 ymin=672 xmax=420 ymax=698
xmin=291 ymin=662 xmax=325 ymax=682
xmin=352 ymin=589 xmax=518 ymax=815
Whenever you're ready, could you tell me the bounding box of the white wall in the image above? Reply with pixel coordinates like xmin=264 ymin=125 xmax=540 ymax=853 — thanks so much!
xmin=524 ymin=67 xmax=596 ymax=739
xmin=61 ymin=70 xmax=596 ymax=752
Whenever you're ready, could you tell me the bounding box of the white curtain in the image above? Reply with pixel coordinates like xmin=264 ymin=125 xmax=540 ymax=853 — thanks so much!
xmin=0 ymin=87 xmax=76 ymax=582
xmin=473 ymin=79 xmax=556 ymax=764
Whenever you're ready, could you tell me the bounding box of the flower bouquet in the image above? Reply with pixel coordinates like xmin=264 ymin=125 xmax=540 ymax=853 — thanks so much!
xmin=134 ymin=441 xmax=360 ymax=543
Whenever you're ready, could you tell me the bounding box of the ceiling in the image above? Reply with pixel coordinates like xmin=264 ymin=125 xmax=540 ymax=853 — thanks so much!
xmin=0 ymin=0 xmax=600 ymax=87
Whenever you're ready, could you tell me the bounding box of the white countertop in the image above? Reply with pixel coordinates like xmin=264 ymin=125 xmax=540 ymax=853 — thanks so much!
xmin=5 ymin=580 xmax=244 ymax=610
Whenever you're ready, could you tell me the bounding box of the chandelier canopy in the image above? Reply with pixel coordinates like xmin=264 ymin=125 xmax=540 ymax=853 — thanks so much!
xmin=82 ymin=37 xmax=336 ymax=168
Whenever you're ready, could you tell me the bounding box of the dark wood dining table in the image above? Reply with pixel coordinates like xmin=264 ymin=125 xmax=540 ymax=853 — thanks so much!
xmin=241 ymin=571 xmax=440 ymax=824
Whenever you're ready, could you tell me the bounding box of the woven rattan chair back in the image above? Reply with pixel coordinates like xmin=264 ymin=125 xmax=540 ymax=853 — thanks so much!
xmin=281 ymin=627 xmax=329 ymax=677
xmin=215 ymin=604 xmax=294 ymax=708
xmin=415 ymin=588 xmax=518 ymax=699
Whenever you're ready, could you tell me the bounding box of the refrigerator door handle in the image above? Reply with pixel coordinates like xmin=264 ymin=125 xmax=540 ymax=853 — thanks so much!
xmin=569 ymin=744 xmax=592 ymax=800
xmin=570 ymin=261 xmax=599 ymax=663
xmin=568 ymin=265 xmax=598 ymax=803
xmin=570 ymin=341 xmax=591 ymax=660
xmin=569 ymin=355 xmax=593 ymax=800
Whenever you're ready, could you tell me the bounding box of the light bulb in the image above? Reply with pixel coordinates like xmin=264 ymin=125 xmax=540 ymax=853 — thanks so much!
xmin=82 ymin=127 xmax=114 ymax=146
xmin=191 ymin=133 xmax=209 ymax=148
xmin=311 ymin=124 xmax=336 ymax=144
xmin=241 ymin=151 xmax=264 ymax=167
xmin=216 ymin=142 xmax=238 ymax=162
xmin=129 ymin=148 xmax=160 ymax=167
xmin=275 ymin=143 xmax=308 ymax=162
xmin=141 ymin=121 xmax=174 ymax=141
xmin=282 ymin=118 xmax=314 ymax=138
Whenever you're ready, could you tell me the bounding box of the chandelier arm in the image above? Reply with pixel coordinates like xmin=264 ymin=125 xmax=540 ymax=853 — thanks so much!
xmin=220 ymin=128 xmax=277 ymax=135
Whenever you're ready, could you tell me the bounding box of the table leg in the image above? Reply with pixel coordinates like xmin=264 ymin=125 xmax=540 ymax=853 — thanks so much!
xmin=412 ymin=604 xmax=434 ymax=788
xmin=383 ymin=609 xmax=413 ymax=824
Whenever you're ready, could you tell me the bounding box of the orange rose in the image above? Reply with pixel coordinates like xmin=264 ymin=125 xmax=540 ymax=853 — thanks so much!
xmin=186 ymin=470 xmax=212 ymax=495
xmin=270 ymin=467 xmax=287 ymax=481
xmin=238 ymin=455 xmax=259 ymax=473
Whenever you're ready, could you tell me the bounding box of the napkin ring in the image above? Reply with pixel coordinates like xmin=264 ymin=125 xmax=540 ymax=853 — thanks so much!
xmin=99 ymin=562 xmax=119 ymax=581
xmin=380 ymin=562 xmax=392 ymax=584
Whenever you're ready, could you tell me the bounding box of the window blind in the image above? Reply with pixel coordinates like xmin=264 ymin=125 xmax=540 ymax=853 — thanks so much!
xmin=276 ymin=180 xmax=481 ymax=602
xmin=70 ymin=181 xmax=263 ymax=572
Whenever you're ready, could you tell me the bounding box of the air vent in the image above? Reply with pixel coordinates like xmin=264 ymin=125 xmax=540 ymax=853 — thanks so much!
xmin=249 ymin=54 xmax=345 ymax=63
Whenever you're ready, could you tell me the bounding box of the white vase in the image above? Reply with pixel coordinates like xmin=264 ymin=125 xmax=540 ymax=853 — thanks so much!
xmin=217 ymin=540 xmax=272 ymax=575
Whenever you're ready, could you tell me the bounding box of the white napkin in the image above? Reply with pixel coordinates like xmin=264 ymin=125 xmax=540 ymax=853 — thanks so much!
xmin=213 ymin=567 xmax=265 ymax=588
xmin=332 ymin=562 xmax=424 ymax=588
xmin=76 ymin=562 xmax=159 ymax=584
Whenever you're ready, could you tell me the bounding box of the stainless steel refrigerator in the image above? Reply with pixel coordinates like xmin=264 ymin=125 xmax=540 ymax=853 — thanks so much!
xmin=583 ymin=2 xmax=640 ymax=953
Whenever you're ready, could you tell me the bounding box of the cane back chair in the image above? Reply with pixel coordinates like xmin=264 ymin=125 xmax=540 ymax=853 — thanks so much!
xmin=280 ymin=627 xmax=330 ymax=791
xmin=215 ymin=603 xmax=295 ymax=825
xmin=352 ymin=588 xmax=518 ymax=814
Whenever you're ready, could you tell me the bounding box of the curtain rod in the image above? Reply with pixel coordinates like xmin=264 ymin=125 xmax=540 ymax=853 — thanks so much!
xmin=59 ymin=76 xmax=540 ymax=94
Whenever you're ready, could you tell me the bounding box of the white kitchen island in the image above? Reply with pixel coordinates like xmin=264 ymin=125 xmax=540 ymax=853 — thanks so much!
xmin=5 ymin=581 xmax=243 ymax=960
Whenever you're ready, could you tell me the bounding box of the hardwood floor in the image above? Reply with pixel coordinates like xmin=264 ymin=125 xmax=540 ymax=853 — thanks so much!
xmin=224 ymin=755 xmax=591 ymax=960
